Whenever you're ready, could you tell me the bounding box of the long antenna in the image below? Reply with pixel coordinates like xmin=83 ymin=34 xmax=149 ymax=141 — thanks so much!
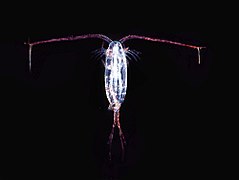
xmin=25 ymin=34 xmax=113 ymax=71
xmin=119 ymin=35 xmax=206 ymax=64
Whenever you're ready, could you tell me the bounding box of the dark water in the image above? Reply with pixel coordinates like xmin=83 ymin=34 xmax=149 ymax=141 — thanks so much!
xmin=0 ymin=10 xmax=237 ymax=180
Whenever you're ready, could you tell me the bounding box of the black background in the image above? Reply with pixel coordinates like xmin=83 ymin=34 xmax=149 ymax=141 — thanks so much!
xmin=0 ymin=2 xmax=237 ymax=180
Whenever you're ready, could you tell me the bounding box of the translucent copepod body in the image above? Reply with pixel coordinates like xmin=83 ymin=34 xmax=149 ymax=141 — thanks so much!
xmin=26 ymin=33 xmax=206 ymax=162
xmin=104 ymin=41 xmax=127 ymax=112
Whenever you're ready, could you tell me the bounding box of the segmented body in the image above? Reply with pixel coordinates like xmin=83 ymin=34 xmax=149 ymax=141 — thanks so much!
xmin=105 ymin=41 xmax=127 ymax=112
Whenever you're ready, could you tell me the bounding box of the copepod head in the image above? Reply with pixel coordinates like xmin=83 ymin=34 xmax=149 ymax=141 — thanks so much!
xmin=106 ymin=41 xmax=125 ymax=58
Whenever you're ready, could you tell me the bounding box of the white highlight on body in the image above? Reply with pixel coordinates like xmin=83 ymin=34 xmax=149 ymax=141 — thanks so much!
xmin=105 ymin=41 xmax=127 ymax=111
